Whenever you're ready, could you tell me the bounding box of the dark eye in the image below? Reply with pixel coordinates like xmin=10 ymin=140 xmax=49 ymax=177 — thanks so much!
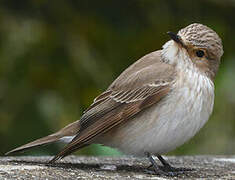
xmin=196 ymin=50 xmax=205 ymax=58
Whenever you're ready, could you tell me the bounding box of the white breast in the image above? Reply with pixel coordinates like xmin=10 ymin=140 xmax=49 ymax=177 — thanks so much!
xmin=97 ymin=69 xmax=214 ymax=156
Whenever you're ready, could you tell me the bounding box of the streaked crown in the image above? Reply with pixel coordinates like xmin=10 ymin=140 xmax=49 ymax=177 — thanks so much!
xmin=178 ymin=23 xmax=223 ymax=60
xmin=174 ymin=23 xmax=224 ymax=80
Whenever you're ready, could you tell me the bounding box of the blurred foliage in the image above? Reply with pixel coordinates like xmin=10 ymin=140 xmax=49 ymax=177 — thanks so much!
xmin=0 ymin=0 xmax=235 ymax=157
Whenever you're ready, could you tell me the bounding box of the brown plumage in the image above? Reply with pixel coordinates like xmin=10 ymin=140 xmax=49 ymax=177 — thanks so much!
xmin=6 ymin=23 xmax=223 ymax=171
xmin=5 ymin=121 xmax=80 ymax=155
xmin=6 ymin=50 xmax=175 ymax=162
xmin=50 ymin=50 xmax=175 ymax=163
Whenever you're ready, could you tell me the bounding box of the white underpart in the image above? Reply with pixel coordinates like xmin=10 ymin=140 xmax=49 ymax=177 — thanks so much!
xmin=162 ymin=40 xmax=179 ymax=64
xmin=97 ymin=41 xmax=214 ymax=156
xmin=60 ymin=135 xmax=76 ymax=143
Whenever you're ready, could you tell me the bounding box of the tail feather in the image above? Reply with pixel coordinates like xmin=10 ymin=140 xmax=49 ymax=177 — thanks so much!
xmin=49 ymin=143 xmax=88 ymax=163
xmin=5 ymin=121 xmax=80 ymax=155
xmin=5 ymin=134 xmax=61 ymax=155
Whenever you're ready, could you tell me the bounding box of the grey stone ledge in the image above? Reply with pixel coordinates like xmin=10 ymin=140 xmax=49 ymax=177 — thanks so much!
xmin=0 ymin=155 xmax=235 ymax=179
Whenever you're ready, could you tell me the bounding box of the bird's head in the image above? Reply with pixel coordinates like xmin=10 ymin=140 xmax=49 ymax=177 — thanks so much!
xmin=162 ymin=23 xmax=223 ymax=80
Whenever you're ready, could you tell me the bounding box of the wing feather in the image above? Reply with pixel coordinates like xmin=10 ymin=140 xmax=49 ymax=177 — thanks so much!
xmin=49 ymin=50 xmax=176 ymax=163
xmin=49 ymin=84 xmax=170 ymax=163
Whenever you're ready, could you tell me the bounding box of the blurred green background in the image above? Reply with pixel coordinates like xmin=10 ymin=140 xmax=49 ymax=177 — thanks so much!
xmin=0 ymin=0 xmax=235 ymax=157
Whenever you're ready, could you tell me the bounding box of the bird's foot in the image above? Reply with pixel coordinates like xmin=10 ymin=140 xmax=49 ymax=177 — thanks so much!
xmin=145 ymin=152 xmax=191 ymax=176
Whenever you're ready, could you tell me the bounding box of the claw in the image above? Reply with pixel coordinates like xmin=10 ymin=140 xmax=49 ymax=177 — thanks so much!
xmin=145 ymin=152 xmax=192 ymax=176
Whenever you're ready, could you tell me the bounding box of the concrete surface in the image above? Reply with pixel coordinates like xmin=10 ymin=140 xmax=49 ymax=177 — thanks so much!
xmin=0 ymin=155 xmax=235 ymax=179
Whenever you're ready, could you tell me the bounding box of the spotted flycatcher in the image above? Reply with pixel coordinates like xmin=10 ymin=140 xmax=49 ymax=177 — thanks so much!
xmin=6 ymin=23 xmax=223 ymax=174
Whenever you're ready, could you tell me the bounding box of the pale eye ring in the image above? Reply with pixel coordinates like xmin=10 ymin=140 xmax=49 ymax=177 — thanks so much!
xmin=196 ymin=50 xmax=205 ymax=58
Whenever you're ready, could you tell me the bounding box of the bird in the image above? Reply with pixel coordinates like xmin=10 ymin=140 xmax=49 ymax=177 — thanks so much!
xmin=6 ymin=23 xmax=223 ymax=174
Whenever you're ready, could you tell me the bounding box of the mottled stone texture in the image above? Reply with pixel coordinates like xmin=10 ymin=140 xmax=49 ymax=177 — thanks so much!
xmin=0 ymin=155 xmax=235 ymax=179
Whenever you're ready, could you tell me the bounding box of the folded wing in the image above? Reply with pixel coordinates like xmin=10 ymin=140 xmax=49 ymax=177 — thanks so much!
xmin=50 ymin=51 xmax=176 ymax=163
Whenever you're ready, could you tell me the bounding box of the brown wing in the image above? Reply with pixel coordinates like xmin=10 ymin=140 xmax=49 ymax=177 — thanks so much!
xmin=49 ymin=50 xmax=176 ymax=163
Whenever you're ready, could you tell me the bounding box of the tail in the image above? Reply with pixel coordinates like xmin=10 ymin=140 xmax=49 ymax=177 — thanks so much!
xmin=5 ymin=121 xmax=80 ymax=155
xmin=5 ymin=134 xmax=62 ymax=155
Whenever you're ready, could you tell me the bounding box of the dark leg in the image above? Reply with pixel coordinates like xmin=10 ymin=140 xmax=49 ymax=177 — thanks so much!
xmin=145 ymin=152 xmax=168 ymax=175
xmin=157 ymin=155 xmax=192 ymax=172
xmin=145 ymin=152 xmax=190 ymax=176
xmin=157 ymin=155 xmax=177 ymax=171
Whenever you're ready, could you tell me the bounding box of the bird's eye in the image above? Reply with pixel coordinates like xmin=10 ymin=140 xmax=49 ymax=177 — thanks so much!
xmin=196 ymin=50 xmax=205 ymax=58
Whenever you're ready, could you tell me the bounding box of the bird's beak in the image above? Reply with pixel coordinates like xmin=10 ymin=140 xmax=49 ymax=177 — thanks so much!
xmin=167 ymin=31 xmax=183 ymax=45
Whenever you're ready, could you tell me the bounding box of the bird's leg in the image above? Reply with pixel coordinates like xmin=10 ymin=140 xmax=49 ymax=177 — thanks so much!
xmin=156 ymin=154 xmax=177 ymax=171
xmin=145 ymin=152 xmax=169 ymax=175
xmin=145 ymin=152 xmax=188 ymax=176
xmin=156 ymin=155 xmax=192 ymax=173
